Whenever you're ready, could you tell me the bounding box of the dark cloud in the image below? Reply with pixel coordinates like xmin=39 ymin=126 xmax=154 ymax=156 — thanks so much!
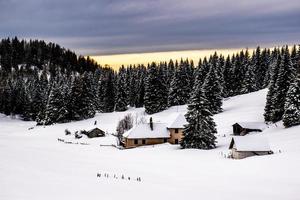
xmin=0 ymin=0 xmax=299 ymax=55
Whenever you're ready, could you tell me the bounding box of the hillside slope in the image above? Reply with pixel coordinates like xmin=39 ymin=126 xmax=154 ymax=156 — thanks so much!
xmin=0 ymin=89 xmax=300 ymax=200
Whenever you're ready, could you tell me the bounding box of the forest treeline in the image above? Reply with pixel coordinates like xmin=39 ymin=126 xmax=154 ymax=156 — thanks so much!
xmin=0 ymin=37 xmax=299 ymax=127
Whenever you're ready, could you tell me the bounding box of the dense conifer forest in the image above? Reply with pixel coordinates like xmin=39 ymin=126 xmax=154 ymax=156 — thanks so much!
xmin=0 ymin=37 xmax=299 ymax=128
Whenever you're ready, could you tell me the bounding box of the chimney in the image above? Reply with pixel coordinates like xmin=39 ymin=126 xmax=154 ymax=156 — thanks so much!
xmin=150 ymin=117 xmax=153 ymax=131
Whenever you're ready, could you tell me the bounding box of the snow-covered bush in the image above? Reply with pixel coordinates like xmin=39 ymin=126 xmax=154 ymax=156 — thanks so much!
xmin=65 ymin=129 xmax=71 ymax=135
xmin=116 ymin=114 xmax=133 ymax=145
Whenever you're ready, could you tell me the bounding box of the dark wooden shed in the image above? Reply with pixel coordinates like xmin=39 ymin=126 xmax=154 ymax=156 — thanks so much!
xmin=87 ymin=128 xmax=105 ymax=138
xmin=232 ymin=122 xmax=266 ymax=136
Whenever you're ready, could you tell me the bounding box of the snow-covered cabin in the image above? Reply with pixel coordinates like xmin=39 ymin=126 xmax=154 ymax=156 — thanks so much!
xmin=123 ymin=123 xmax=170 ymax=148
xmin=166 ymin=113 xmax=188 ymax=144
xmin=122 ymin=113 xmax=187 ymax=148
xmin=87 ymin=128 xmax=105 ymax=138
xmin=229 ymin=136 xmax=273 ymax=159
xmin=232 ymin=122 xmax=267 ymax=136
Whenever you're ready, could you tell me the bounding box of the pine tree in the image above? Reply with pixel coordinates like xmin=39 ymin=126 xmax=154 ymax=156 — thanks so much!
xmin=196 ymin=57 xmax=210 ymax=88
xmin=222 ymin=55 xmax=234 ymax=97
xmin=181 ymin=77 xmax=217 ymax=149
xmin=264 ymin=54 xmax=281 ymax=122
xmin=101 ymin=72 xmax=115 ymax=112
xmin=271 ymin=46 xmax=296 ymax=122
xmin=202 ymin=65 xmax=223 ymax=114
xmin=39 ymin=82 xmax=68 ymax=125
xmin=68 ymin=73 xmax=96 ymax=120
xmin=80 ymin=72 xmax=96 ymax=118
xmin=282 ymin=78 xmax=300 ymax=128
xmin=144 ymin=63 xmax=166 ymax=114
xmin=134 ymin=65 xmax=145 ymax=108
xmin=167 ymin=67 xmax=187 ymax=106
xmin=115 ymin=70 xmax=128 ymax=111
xmin=241 ymin=53 xmax=257 ymax=94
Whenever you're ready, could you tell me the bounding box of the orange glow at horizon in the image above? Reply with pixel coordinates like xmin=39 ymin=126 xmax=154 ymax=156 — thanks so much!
xmin=90 ymin=48 xmax=252 ymax=70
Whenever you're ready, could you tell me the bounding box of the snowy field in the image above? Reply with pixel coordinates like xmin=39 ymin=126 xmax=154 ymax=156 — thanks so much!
xmin=1 ymin=89 xmax=300 ymax=200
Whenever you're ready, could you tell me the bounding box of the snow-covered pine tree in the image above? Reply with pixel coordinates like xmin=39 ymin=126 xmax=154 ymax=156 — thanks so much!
xmin=253 ymin=46 xmax=264 ymax=89
xmin=167 ymin=59 xmax=190 ymax=107
xmin=157 ymin=63 xmax=168 ymax=109
xmin=97 ymin=71 xmax=115 ymax=112
xmin=166 ymin=59 xmax=175 ymax=88
xmin=216 ymin=54 xmax=225 ymax=94
xmin=167 ymin=66 xmax=186 ymax=106
xmin=134 ymin=65 xmax=146 ymax=108
xmin=197 ymin=57 xmax=210 ymax=87
xmin=115 ymin=68 xmax=128 ymax=111
xmin=231 ymin=52 xmax=244 ymax=95
xmin=241 ymin=52 xmax=257 ymax=94
xmin=264 ymin=53 xmax=281 ymax=122
xmin=222 ymin=55 xmax=234 ymax=97
xmin=202 ymin=64 xmax=223 ymax=114
xmin=39 ymin=82 xmax=68 ymax=125
xmin=144 ymin=62 xmax=166 ymax=114
xmin=261 ymin=48 xmax=272 ymax=88
xmin=181 ymin=76 xmax=217 ymax=149
xmin=80 ymin=72 xmax=96 ymax=118
xmin=35 ymin=69 xmax=49 ymax=121
xmin=271 ymin=46 xmax=296 ymax=122
xmin=283 ymin=77 xmax=300 ymax=128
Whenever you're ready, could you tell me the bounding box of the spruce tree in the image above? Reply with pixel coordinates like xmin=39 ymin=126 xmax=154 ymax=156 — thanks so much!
xmin=101 ymin=72 xmax=115 ymax=112
xmin=264 ymin=54 xmax=281 ymax=122
xmin=134 ymin=65 xmax=146 ymax=108
xmin=39 ymin=82 xmax=68 ymax=125
xmin=80 ymin=72 xmax=96 ymax=118
xmin=181 ymin=77 xmax=217 ymax=149
xmin=167 ymin=66 xmax=188 ymax=106
xmin=144 ymin=63 xmax=166 ymax=114
xmin=222 ymin=55 xmax=234 ymax=97
xmin=282 ymin=78 xmax=300 ymax=128
xmin=241 ymin=54 xmax=257 ymax=94
xmin=202 ymin=65 xmax=223 ymax=114
xmin=271 ymin=46 xmax=296 ymax=122
xmin=115 ymin=71 xmax=128 ymax=111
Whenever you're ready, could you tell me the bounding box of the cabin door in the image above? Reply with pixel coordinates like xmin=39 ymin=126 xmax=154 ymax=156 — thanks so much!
xmin=175 ymin=139 xmax=179 ymax=144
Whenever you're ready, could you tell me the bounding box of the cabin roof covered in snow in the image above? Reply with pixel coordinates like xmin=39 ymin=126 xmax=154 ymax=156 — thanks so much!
xmin=233 ymin=122 xmax=267 ymax=130
xmin=167 ymin=113 xmax=188 ymax=129
xmin=123 ymin=123 xmax=170 ymax=139
xmin=229 ymin=136 xmax=271 ymax=151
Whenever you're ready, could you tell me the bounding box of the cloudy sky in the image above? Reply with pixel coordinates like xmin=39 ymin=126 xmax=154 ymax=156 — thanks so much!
xmin=1 ymin=0 xmax=299 ymax=56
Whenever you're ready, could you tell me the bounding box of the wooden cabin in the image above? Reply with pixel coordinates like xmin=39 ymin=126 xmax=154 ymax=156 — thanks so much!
xmin=122 ymin=113 xmax=187 ymax=148
xmin=122 ymin=123 xmax=169 ymax=148
xmin=229 ymin=136 xmax=273 ymax=159
xmin=232 ymin=122 xmax=267 ymax=136
xmin=166 ymin=113 xmax=188 ymax=144
xmin=87 ymin=128 xmax=105 ymax=138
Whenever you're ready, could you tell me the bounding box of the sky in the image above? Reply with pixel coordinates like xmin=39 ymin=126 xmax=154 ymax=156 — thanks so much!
xmin=1 ymin=0 xmax=300 ymax=68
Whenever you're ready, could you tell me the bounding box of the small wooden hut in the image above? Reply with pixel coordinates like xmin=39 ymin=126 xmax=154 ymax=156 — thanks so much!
xmin=229 ymin=136 xmax=273 ymax=159
xmin=87 ymin=128 xmax=105 ymax=138
xmin=232 ymin=122 xmax=267 ymax=136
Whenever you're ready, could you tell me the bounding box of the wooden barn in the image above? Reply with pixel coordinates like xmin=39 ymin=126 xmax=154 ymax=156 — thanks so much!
xmin=87 ymin=128 xmax=105 ymax=138
xmin=232 ymin=122 xmax=267 ymax=136
xmin=229 ymin=136 xmax=273 ymax=159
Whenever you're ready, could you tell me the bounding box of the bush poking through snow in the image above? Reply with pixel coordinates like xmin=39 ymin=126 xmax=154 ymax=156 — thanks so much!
xmin=65 ymin=129 xmax=71 ymax=135
xmin=116 ymin=114 xmax=133 ymax=145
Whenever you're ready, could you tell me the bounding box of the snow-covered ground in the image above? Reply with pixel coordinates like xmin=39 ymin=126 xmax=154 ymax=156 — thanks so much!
xmin=1 ymin=89 xmax=300 ymax=200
